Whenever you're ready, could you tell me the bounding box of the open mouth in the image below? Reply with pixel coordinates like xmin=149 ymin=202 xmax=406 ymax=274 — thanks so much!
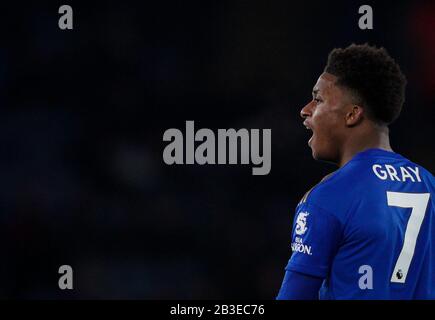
xmin=308 ymin=135 xmax=314 ymax=146
xmin=303 ymin=122 xmax=314 ymax=146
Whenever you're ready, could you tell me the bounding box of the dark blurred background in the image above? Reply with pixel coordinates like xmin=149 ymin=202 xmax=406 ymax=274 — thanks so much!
xmin=0 ymin=0 xmax=433 ymax=299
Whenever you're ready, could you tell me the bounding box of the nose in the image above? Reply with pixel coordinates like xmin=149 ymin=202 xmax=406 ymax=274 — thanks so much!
xmin=300 ymin=101 xmax=313 ymax=119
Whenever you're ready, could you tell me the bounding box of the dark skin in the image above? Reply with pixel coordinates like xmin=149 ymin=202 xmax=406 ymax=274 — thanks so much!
xmin=300 ymin=72 xmax=393 ymax=168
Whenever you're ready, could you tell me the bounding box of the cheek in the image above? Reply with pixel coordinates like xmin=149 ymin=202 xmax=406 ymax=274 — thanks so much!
xmin=313 ymin=110 xmax=343 ymax=146
xmin=313 ymin=109 xmax=339 ymax=134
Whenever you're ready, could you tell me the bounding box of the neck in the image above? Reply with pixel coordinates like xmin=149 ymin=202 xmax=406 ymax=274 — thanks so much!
xmin=338 ymin=123 xmax=392 ymax=168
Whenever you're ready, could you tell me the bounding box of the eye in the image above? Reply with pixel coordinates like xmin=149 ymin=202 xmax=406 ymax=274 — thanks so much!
xmin=313 ymin=97 xmax=322 ymax=103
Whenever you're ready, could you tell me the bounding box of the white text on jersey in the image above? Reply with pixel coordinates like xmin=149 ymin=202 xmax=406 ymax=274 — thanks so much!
xmin=372 ymin=164 xmax=421 ymax=182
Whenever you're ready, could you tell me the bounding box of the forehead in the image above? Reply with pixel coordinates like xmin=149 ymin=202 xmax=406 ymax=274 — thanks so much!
xmin=313 ymin=72 xmax=339 ymax=95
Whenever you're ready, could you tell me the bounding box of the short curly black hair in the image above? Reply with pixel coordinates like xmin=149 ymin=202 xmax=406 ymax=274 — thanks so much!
xmin=324 ymin=43 xmax=407 ymax=125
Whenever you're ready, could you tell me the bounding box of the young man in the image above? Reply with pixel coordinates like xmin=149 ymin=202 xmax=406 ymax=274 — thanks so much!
xmin=277 ymin=44 xmax=434 ymax=299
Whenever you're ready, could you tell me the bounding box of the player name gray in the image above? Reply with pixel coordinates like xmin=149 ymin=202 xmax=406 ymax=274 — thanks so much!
xmin=372 ymin=164 xmax=421 ymax=182
xmin=163 ymin=121 xmax=271 ymax=175
xmin=170 ymin=304 xmax=204 ymax=318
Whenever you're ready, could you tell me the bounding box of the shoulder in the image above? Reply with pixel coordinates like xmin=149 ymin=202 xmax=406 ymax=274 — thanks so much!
xmin=298 ymin=172 xmax=335 ymax=204
xmin=301 ymin=160 xmax=370 ymax=223
xmin=305 ymin=159 xmax=369 ymax=197
xmin=411 ymin=161 xmax=435 ymax=190
xmin=411 ymin=161 xmax=434 ymax=182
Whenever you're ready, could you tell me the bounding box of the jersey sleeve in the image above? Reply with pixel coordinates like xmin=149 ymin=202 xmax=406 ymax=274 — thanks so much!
xmin=285 ymin=201 xmax=343 ymax=278
xmin=276 ymin=270 xmax=323 ymax=300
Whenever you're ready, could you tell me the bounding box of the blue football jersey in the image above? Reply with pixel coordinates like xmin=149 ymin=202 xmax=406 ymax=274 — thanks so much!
xmin=285 ymin=148 xmax=435 ymax=299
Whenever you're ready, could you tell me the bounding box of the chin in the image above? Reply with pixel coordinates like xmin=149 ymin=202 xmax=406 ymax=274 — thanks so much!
xmin=311 ymin=145 xmax=333 ymax=163
xmin=313 ymin=150 xmax=339 ymax=166
xmin=312 ymin=149 xmax=322 ymax=161
xmin=309 ymin=142 xmax=319 ymax=159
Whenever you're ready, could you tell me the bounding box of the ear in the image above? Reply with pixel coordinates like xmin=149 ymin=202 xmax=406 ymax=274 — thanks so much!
xmin=345 ymin=105 xmax=364 ymax=126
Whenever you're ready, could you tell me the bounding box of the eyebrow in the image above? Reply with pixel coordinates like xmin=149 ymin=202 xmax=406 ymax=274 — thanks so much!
xmin=312 ymin=89 xmax=319 ymax=96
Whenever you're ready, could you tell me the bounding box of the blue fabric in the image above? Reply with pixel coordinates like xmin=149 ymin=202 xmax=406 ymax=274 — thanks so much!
xmin=282 ymin=148 xmax=435 ymax=299
xmin=276 ymin=270 xmax=323 ymax=300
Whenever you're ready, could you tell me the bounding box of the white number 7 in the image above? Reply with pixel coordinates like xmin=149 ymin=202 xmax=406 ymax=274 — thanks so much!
xmin=387 ymin=191 xmax=430 ymax=283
